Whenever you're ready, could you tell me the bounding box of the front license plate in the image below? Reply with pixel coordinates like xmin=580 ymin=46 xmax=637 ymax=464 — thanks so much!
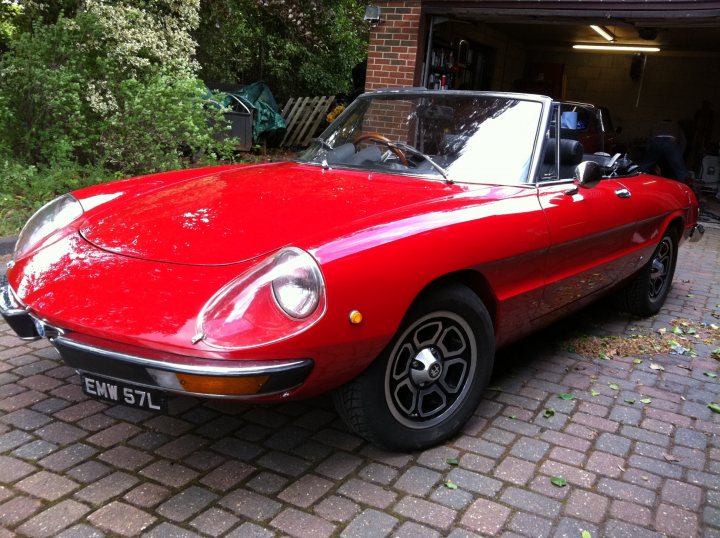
xmin=81 ymin=374 xmax=167 ymax=412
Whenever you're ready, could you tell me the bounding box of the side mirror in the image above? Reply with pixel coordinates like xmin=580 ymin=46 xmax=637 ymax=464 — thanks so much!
xmin=574 ymin=161 xmax=602 ymax=189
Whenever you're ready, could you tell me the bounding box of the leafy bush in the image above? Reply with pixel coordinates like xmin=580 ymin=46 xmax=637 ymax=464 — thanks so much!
xmin=0 ymin=159 xmax=114 ymax=236
xmin=0 ymin=1 xmax=231 ymax=175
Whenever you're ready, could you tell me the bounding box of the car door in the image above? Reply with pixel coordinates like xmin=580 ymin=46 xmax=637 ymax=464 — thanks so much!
xmin=535 ymin=105 xmax=637 ymax=318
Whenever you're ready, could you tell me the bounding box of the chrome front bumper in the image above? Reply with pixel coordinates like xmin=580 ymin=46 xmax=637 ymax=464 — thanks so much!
xmin=51 ymin=333 xmax=314 ymax=399
xmin=0 ymin=282 xmax=43 ymax=340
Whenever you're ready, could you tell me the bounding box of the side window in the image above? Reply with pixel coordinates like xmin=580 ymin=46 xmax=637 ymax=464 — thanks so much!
xmin=539 ymin=105 xmax=585 ymax=182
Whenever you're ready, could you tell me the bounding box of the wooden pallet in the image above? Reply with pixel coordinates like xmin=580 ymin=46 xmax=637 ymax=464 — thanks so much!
xmin=280 ymin=96 xmax=334 ymax=148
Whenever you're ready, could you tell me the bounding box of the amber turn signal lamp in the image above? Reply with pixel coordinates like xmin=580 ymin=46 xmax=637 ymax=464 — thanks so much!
xmin=349 ymin=310 xmax=363 ymax=324
xmin=175 ymin=373 xmax=270 ymax=395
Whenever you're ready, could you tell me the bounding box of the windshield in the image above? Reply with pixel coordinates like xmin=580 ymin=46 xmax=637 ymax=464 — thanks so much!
xmin=298 ymin=92 xmax=544 ymax=184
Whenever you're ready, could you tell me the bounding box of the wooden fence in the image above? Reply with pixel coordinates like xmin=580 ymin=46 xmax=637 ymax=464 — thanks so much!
xmin=280 ymin=96 xmax=334 ymax=148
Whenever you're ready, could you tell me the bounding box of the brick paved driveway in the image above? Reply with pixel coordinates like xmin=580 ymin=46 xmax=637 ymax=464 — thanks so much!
xmin=1 ymin=227 xmax=718 ymax=538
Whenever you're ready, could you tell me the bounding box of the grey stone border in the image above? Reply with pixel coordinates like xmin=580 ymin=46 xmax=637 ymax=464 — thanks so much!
xmin=0 ymin=236 xmax=17 ymax=256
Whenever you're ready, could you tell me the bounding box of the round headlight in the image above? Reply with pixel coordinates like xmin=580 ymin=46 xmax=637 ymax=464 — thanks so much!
xmin=271 ymin=249 xmax=323 ymax=319
xmin=14 ymin=194 xmax=83 ymax=259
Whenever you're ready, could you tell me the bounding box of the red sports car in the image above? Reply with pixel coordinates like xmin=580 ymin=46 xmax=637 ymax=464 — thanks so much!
xmin=1 ymin=90 xmax=703 ymax=451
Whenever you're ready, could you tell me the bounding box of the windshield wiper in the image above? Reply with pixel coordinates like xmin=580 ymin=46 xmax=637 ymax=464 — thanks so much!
xmin=389 ymin=141 xmax=452 ymax=183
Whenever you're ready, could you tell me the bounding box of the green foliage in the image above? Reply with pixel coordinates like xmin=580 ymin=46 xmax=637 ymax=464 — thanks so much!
xmin=0 ymin=2 xmax=23 ymax=50
xmin=0 ymin=159 xmax=114 ymax=236
xmin=196 ymin=0 xmax=368 ymax=101
xmin=0 ymin=1 xmax=232 ymax=176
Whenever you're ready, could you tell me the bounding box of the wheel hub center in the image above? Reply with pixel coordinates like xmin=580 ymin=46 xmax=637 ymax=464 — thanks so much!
xmin=410 ymin=348 xmax=443 ymax=387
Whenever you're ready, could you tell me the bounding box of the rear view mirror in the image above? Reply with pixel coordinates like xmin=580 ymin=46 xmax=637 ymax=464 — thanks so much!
xmin=574 ymin=161 xmax=602 ymax=189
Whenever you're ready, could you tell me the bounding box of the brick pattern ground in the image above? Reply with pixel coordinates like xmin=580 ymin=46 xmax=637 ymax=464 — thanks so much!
xmin=0 ymin=226 xmax=719 ymax=537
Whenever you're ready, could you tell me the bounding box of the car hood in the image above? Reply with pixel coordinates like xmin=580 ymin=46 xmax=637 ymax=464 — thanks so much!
xmin=79 ymin=162 xmax=463 ymax=265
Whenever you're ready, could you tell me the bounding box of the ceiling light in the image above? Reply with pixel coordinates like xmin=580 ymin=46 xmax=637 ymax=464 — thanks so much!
xmin=590 ymin=25 xmax=615 ymax=42
xmin=573 ymin=44 xmax=661 ymax=53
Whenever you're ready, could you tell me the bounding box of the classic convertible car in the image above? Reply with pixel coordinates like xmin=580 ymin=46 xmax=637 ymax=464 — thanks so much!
xmin=1 ymin=89 xmax=703 ymax=451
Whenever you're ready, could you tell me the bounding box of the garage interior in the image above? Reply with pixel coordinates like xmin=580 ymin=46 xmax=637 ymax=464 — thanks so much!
xmin=419 ymin=3 xmax=720 ymax=179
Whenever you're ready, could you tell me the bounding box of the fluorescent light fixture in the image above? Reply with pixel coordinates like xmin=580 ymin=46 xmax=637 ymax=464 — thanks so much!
xmin=590 ymin=25 xmax=615 ymax=42
xmin=573 ymin=44 xmax=661 ymax=52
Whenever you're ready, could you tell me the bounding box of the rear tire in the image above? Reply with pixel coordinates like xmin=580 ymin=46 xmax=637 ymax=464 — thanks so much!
xmin=333 ymin=284 xmax=494 ymax=451
xmin=620 ymin=228 xmax=678 ymax=316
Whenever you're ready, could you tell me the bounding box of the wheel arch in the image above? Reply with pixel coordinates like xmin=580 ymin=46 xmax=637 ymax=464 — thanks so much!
xmin=412 ymin=270 xmax=498 ymax=332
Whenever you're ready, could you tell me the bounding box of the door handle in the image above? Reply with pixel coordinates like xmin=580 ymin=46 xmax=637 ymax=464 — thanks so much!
xmin=615 ymin=188 xmax=631 ymax=198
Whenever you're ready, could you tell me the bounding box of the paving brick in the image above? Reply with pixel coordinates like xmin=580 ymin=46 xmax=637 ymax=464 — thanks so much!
xmin=183 ymin=449 xmax=225 ymax=472
xmin=661 ymin=479 xmax=702 ymax=510
xmin=597 ymin=478 xmax=656 ymax=506
xmin=38 ymin=443 xmax=97 ymax=472
xmin=654 ymin=503 xmax=698 ymax=538
xmin=460 ymin=498 xmax=511 ymax=535
xmin=430 ymin=485 xmax=474 ymax=510
xmin=209 ymin=437 xmax=263 ymax=460
xmin=500 ymin=487 xmax=562 ymax=518
xmin=393 ymin=496 xmax=457 ymax=530
xmin=564 ymin=489 xmax=608 ymax=523
xmin=190 ymin=507 xmax=239 ymax=536
xmin=15 ymin=499 xmax=90 ymax=538
xmin=539 ymin=430 xmax=592 ymax=452
xmin=539 ymin=460 xmax=595 ymax=488
xmin=87 ymin=501 xmax=156 ymax=536
xmin=314 ymin=495 xmax=361 ymax=523
xmin=572 ymin=411 xmax=619 ymax=432
xmin=608 ymin=404 xmax=643 ymax=425
xmin=53 ymin=400 xmax=107 ymax=422
xmin=0 ymin=389 xmax=47 ymax=412
xmin=123 ymin=482 xmax=171 ymax=508
xmin=56 ymin=523 xmax=105 ymax=538
xmin=198 ymin=460 xmax=253 ymax=492
xmin=595 ymin=432 xmax=632 ymax=457
xmin=315 ymin=452 xmax=363 ymax=480
xmin=157 ymin=485 xmax=218 ymax=522
xmin=459 ymin=453 xmax=494 ymax=473
xmin=66 ymin=460 xmax=112 ymax=483
xmin=220 ymin=489 xmax=282 ymax=521
xmin=0 ymin=409 xmax=52 ymax=430
xmin=457 ymin=436 xmax=507 ymax=461
xmin=340 ymin=508 xmax=398 ymax=538
xmin=278 ymin=474 xmax=334 ymax=508
xmin=337 ymin=478 xmax=397 ymax=509
xmin=246 ymin=471 xmax=289 ymax=495
xmin=226 ymin=522 xmax=275 ymax=538
xmin=493 ymin=455 xmax=536 ymax=485
xmin=0 ymin=430 xmax=33 ymax=451
xmin=15 ymin=470 xmax=79 ymax=501
xmin=416 ymin=446 xmax=461 ymax=471
xmin=86 ymin=423 xmax=141 ymax=447
xmin=509 ymin=436 xmax=550 ymax=462
xmin=675 ymin=427 xmax=708 ymax=449
xmin=446 ymin=468 xmax=503 ymax=496
xmin=554 ymin=517 xmax=600 ymax=538
xmin=312 ymin=428 xmax=363 ymax=451
xmin=585 ymin=451 xmax=626 ymax=478
xmin=142 ymin=415 xmax=193 ymax=435
xmin=139 ymin=459 xmax=199 ymax=488
xmin=12 ymin=439 xmax=57 ymax=460
xmin=610 ymin=500 xmax=652 ymax=527
xmin=271 ymin=507 xmax=337 ymax=538
xmin=508 ymin=511 xmax=553 ymax=538
xmin=394 ymin=465 xmax=441 ymax=496
xmin=358 ymin=462 xmax=398 ymax=485
xmin=0 ymin=495 xmax=43 ymax=526
xmin=98 ymin=446 xmax=153 ymax=471
xmin=74 ymin=471 xmax=139 ymax=505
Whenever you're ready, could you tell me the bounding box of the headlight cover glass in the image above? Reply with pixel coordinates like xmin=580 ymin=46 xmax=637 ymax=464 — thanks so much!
xmin=198 ymin=247 xmax=326 ymax=349
xmin=14 ymin=194 xmax=84 ymax=259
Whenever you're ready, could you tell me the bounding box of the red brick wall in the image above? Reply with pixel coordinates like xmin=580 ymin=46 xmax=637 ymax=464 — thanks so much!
xmin=365 ymin=0 xmax=423 ymax=91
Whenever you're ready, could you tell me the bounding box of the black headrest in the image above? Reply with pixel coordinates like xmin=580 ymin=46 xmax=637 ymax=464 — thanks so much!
xmin=544 ymin=139 xmax=584 ymax=165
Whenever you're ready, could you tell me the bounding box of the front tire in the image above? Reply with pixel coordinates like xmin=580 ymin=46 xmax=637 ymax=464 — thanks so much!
xmin=333 ymin=284 xmax=494 ymax=451
xmin=621 ymin=228 xmax=678 ymax=316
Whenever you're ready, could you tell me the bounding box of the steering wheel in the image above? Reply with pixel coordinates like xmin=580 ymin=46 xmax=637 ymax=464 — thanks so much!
xmin=354 ymin=133 xmax=408 ymax=166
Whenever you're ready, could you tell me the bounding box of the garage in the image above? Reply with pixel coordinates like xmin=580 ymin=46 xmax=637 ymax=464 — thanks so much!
xmin=365 ymin=0 xmax=720 ymax=181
